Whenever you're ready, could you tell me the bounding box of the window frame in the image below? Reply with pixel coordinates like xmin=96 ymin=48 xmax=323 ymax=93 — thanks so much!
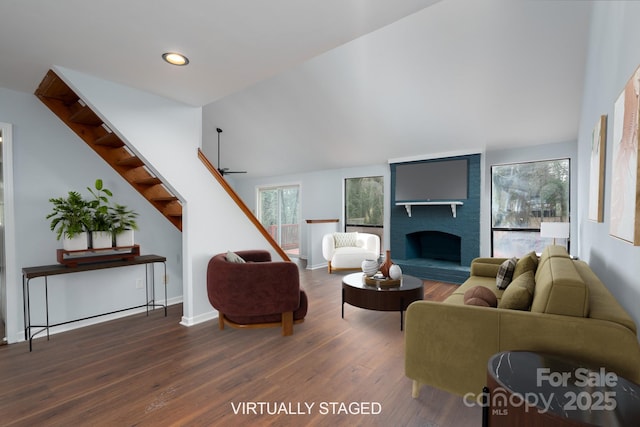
xmin=344 ymin=175 xmax=384 ymax=230
xmin=490 ymin=158 xmax=571 ymax=257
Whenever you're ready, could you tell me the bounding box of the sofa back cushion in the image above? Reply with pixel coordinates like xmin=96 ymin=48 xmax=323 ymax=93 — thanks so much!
xmin=531 ymin=256 xmax=589 ymax=317
xmin=535 ymin=244 xmax=570 ymax=283
xmin=573 ymin=261 xmax=637 ymax=333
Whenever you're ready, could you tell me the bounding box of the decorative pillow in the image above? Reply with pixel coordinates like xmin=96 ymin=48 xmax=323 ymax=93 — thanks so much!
xmin=463 ymin=286 xmax=498 ymax=307
xmin=333 ymin=232 xmax=358 ymax=248
xmin=226 ymin=251 xmax=246 ymax=263
xmin=496 ymin=257 xmax=517 ymax=289
xmin=465 ymin=297 xmax=491 ymax=307
xmin=513 ymin=251 xmax=538 ymax=280
xmin=498 ymin=270 xmax=535 ymax=310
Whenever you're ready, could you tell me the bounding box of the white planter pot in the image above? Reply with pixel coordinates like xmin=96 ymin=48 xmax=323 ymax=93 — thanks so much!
xmin=115 ymin=229 xmax=135 ymax=247
xmin=92 ymin=231 xmax=113 ymax=249
xmin=62 ymin=232 xmax=89 ymax=251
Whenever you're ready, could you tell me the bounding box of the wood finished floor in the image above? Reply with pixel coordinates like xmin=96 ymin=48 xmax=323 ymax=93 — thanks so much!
xmin=0 ymin=266 xmax=481 ymax=426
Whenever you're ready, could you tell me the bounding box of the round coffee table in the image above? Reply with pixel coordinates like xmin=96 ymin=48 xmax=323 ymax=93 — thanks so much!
xmin=341 ymin=272 xmax=423 ymax=330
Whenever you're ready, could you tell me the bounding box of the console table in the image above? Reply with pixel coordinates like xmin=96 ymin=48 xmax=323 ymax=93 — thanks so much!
xmin=22 ymin=254 xmax=167 ymax=351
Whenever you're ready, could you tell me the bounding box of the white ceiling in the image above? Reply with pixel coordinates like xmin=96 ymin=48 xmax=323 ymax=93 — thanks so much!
xmin=0 ymin=0 xmax=592 ymax=179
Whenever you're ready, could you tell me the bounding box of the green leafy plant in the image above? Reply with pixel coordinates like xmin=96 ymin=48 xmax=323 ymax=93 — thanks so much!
xmin=111 ymin=203 xmax=138 ymax=234
xmin=87 ymin=179 xmax=114 ymax=231
xmin=46 ymin=191 xmax=92 ymax=240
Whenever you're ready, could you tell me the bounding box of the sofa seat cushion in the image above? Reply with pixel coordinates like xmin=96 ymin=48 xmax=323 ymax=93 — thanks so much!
xmin=225 ymin=290 xmax=308 ymax=325
xmin=531 ymin=256 xmax=589 ymax=317
xmin=330 ymin=246 xmax=377 ymax=269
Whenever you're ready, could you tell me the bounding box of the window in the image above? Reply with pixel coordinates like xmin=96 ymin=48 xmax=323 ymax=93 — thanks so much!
xmin=258 ymin=185 xmax=300 ymax=256
xmin=491 ymin=159 xmax=570 ymax=257
xmin=345 ymin=176 xmax=384 ymax=227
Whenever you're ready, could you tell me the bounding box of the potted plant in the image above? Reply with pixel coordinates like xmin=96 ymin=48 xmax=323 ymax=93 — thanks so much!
xmin=111 ymin=203 xmax=138 ymax=247
xmin=87 ymin=179 xmax=115 ymax=249
xmin=46 ymin=191 xmax=92 ymax=251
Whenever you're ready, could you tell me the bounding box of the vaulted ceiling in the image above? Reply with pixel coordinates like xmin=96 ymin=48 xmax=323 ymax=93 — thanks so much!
xmin=0 ymin=0 xmax=592 ymax=178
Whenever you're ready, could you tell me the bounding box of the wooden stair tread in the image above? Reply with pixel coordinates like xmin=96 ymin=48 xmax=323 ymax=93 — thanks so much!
xmin=116 ymin=156 xmax=145 ymax=168
xmin=94 ymin=133 xmax=125 ymax=148
xmin=152 ymin=196 xmax=179 ymax=202
xmin=35 ymin=69 xmax=182 ymax=231
xmin=69 ymin=105 xmax=103 ymax=126
xmin=35 ymin=70 xmax=79 ymax=104
xmin=134 ymin=177 xmax=162 ymax=185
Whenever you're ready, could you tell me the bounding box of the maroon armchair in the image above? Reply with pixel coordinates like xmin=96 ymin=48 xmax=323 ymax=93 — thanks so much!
xmin=207 ymin=250 xmax=308 ymax=336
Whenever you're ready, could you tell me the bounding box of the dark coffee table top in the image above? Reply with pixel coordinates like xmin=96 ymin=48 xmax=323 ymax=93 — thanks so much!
xmin=341 ymin=272 xmax=423 ymax=292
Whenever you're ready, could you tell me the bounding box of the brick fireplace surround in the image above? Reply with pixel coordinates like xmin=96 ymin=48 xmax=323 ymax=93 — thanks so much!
xmin=389 ymin=154 xmax=480 ymax=284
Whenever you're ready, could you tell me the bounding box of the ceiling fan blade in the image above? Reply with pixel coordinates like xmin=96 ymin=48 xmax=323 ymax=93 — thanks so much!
xmin=216 ymin=127 xmax=248 ymax=176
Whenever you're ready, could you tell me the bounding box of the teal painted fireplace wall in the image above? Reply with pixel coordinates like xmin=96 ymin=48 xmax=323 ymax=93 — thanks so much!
xmin=390 ymin=154 xmax=481 ymax=283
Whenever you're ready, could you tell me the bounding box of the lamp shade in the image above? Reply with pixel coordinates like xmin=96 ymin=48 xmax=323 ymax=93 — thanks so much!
xmin=540 ymin=222 xmax=570 ymax=239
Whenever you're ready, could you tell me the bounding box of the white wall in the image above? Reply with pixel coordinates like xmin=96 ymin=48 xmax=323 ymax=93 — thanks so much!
xmin=576 ymin=2 xmax=640 ymax=331
xmin=0 ymin=87 xmax=182 ymax=343
xmin=55 ymin=67 xmax=279 ymax=327
xmin=231 ymin=163 xmax=391 ymax=259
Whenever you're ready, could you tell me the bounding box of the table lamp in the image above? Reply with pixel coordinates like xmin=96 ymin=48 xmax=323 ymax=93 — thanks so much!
xmin=540 ymin=222 xmax=570 ymax=246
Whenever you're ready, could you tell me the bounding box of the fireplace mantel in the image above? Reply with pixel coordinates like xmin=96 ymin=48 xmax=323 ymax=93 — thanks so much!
xmin=395 ymin=201 xmax=464 ymax=218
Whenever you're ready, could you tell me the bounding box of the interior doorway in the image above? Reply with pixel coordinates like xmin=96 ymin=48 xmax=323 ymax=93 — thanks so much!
xmin=257 ymin=184 xmax=301 ymax=257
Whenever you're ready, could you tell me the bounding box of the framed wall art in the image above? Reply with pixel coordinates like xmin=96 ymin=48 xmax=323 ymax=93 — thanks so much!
xmin=610 ymin=65 xmax=640 ymax=245
xmin=588 ymin=115 xmax=607 ymax=222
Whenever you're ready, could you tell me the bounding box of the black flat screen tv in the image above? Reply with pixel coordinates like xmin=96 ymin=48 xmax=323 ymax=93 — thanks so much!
xmin=394 ymin=159 xmax=468 ymax=202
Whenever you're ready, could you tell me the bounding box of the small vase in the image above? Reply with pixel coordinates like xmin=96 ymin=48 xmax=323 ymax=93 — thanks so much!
xmin=389 ymin=264 xmax=402 ymax=280
xmin=361 ymin=259 xmax=379 ymax=277
xmin=380 ymin=250 xmax=393 ymax=278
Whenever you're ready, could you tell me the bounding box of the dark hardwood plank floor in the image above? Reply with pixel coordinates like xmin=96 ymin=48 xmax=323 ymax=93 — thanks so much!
xmin=0 ymin=266 xmax=480 ymax=426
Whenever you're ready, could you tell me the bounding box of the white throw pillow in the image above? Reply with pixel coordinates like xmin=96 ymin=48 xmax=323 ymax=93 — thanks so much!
xmin=333 ymin=232 xmax=358 ymax=248
xmin=226 ymin=251 xmax=246 ymax=263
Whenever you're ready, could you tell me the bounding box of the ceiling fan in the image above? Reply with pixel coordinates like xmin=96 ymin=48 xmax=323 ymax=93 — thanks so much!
xmin=216 ymin=127 xmax=247 ymax=176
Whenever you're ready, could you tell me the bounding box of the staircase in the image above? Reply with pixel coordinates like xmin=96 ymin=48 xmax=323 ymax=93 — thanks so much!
xmin=35 ymin=69 xmax=182 ymax=231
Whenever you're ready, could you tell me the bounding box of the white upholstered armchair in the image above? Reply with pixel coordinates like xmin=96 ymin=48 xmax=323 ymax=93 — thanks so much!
xmin=321 ymin=232 xmax=381 ymax=273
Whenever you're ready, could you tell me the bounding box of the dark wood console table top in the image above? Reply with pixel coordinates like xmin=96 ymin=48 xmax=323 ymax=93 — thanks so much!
xmin=23 ymin=254 xmax=166 ymax=278
xmin=486 ymin=351 xmax=640 ymax=426
xmin=23 ymin=254 xmax=167 ymax=351
xmin=341 ymin=272 xmax=423 ymax=330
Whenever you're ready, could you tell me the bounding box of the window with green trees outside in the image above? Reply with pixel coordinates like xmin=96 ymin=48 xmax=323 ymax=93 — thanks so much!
xmin=345 ymin=176 xmax=384 ymax=227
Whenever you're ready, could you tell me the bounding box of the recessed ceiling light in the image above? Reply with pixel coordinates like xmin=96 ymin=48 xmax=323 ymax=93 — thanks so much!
xmin=162 ymin=52 xmax=189 ymax=66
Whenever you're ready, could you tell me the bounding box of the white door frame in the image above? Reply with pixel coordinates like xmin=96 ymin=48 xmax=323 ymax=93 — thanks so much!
xmin=1 ymin=122 xmax=16 ymax=343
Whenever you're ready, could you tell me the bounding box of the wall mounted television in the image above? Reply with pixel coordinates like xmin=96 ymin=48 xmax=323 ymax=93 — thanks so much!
xmin=394 ymin=158 xmax=468 ymax=202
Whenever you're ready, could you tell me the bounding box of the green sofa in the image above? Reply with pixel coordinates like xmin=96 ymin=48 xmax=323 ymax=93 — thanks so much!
xmin=405 ymin=245 xmax=640 ymax=397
